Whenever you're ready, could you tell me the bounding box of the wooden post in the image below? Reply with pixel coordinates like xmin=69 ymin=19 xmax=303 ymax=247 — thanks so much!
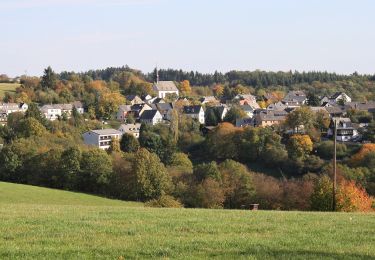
xmin=332 ymin=118 xmax=337 ymax=211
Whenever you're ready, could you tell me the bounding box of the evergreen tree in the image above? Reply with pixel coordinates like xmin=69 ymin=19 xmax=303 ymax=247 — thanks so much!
xmin=41 ymin=66 xmax=57 ymax=89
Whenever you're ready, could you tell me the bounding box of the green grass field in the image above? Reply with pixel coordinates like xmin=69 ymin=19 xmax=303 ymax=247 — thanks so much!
xmin=0 ymin=83 xmax=20 ymax=97
xmin=1 ymin=181 xmax=374 ymax=259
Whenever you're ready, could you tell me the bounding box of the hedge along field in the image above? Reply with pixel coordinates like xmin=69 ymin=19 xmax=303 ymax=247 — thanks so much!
xmin=1 ymin=182 xmax=375 ymax=259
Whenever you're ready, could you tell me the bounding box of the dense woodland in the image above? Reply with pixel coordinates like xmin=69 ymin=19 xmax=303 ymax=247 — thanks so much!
xmin=1 ymin=66 xmax=375 ymax=211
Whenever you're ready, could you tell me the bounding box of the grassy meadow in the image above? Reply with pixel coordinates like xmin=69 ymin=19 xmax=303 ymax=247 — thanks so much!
xmin=0 ymin=83 xmax=20 ymax=98
xmin=0 ymin=181 xmax=374 ymax=259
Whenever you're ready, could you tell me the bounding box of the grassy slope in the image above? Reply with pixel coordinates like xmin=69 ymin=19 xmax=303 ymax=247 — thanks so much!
xmin=0 ymin=83 xmax=20 ymax=97
xmin=1 ymin=182 xmax=375 ymax=259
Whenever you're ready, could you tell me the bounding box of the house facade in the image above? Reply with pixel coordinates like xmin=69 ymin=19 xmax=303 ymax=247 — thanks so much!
xmin=83 ymin=129 xmax=123 ymax=150
xmin=139 ymin=110 xmax=163 ymax=125
xmin=328 ymin=118 xmax=359 ymax=142
xmin=183 ymin=105 xmax=205 ymax=124
xmin=254 ymin=110 xmax=287 ymax=127
xmin=329 ymin=92 xmax=352 ymax=104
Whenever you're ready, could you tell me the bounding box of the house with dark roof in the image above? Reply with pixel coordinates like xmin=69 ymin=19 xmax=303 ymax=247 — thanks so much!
xmin=183 ymin=105 xmax=205 ymax=124
xmin=236 ymin=118 xmax=254 ymax=128
xmin=139 ymin=110 xmax=163 ymax=125
xmin=282 ymin=91 xmax=307 ymax=107
xmin=82 ymin=129 xmax=123 ymax=150
xmin=152 ymin=81 xmax=179 ymax=98
xmin=325 ymin=106 xmax=346 ymax=117
xmin=154 ymin=103 xmax=174 ymax=121
xmin=327 ymin=117 xmax=359 ymax=142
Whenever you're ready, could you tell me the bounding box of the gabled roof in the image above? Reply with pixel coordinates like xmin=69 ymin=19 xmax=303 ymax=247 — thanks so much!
xmin=183 ymin=105 xmax=202 ymax=114
xmin=153 ymin=81 xmax=178 ymax=91
xmin=140 ymin=110 xmax=160 ymax=120
xmin=258 ymin=110 xmax=287 ymax=121
xmin=330 ymin=92 xmax=347 ymax=99
xmin=326 ymin=106 xmax=345 ymax=115
xmin=283 ymin=91 xmax=307 ymax=103
xmin=155 ymin=103 xmax=173 ymax=112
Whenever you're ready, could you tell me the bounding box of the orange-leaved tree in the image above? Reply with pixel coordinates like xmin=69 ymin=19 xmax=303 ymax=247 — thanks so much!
xmin=350 ymin=143 xmax=375 ymax=167
xmin=336 ymin=180 xmax=373 ymax=212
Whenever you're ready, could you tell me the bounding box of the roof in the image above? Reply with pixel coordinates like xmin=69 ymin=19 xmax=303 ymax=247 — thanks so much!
xmin=89 ymin=129 xmax=122 ymax=135
xmin=155 ymin=103 xmax=173 ymax=112
xmin=345 ymin=101 xmax=375 ymax=111
xmin=240 ymin=105 xmax=255 ymax=112
xmin=283 ymin=91 xmax=307 ymax=103
xmin=118 ymin=123 xmax=141 ymax=133
xmin=200 ymin=96 xmax=218 ymax=103
xmin=140 ymin=110 xmax=160 ymax=120
xmin=326 ymin=106 xmax=345 ymax=115
xmin=330 ymin=92 xmax=346 ymax=99
xmin=153 ymin=81 xmax=178 ymax=91
xmin=183 ymin=105 xmax=202 ymax=114
xmin=258 ymin=110 xmax=287 ymax=121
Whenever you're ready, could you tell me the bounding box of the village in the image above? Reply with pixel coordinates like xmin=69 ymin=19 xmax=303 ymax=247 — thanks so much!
xmin=1 ymin=77 xmax=374 ymax=150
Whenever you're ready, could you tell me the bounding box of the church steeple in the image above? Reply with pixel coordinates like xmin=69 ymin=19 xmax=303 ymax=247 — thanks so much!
xmin=156 ymin=65 xmax=159 ymax=83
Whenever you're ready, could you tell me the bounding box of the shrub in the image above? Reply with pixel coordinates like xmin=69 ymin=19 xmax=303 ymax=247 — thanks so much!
xmin=145 ymin=195 xmax=183 ymax=208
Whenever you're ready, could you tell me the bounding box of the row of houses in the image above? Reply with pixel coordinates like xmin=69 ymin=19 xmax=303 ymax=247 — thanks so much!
xmin=0 ymin=101 xmax=85 ymax=126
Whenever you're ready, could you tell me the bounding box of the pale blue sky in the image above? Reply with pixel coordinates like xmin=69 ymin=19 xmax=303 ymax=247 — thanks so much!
xmin=1 ymin=0 xmax=374 ymax=77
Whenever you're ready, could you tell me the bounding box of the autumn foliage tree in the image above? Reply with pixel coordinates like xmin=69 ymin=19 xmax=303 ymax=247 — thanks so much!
xmin=336 ymin=180 xmax=373 ymax=212
xmin=180 ymin=80 xmax=191 ymax=96
xmin=350 ymin=143 xmax=375 ymax=167
xmin=287 ymin=134 xmax=313 ymax=160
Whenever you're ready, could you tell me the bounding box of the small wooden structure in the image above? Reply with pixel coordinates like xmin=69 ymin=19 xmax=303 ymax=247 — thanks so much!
xmin=249 ymin=204 xmax=259 ymax=210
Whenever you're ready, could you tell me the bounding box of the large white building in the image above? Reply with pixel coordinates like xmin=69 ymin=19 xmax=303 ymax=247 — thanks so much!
xmin=152 ymin=81 xmax=179 ymax=99
xmin=82 ymin=129 xmax=123 ymax=150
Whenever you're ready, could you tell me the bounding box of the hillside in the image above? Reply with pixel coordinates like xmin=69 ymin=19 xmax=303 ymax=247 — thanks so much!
xmin=1 ymin=182 xmax=375 ymax=259
xmin=0 ymin=83 xmax=19 ymax=98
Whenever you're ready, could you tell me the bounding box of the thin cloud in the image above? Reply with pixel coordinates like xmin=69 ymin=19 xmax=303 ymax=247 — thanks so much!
xmin=0 ymin=0 xmax=161 ymax=9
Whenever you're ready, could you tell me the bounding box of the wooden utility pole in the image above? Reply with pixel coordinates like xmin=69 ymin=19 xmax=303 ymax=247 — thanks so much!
xmin=332 ymin=118 xmax=337 ymax=211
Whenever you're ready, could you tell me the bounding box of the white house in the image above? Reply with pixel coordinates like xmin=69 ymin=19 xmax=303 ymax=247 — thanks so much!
xmin=329 ymin=92 xmax=352 ymax=104
xmin=328 ymin=117 xmax=359 ymax=142
xmin=0 ymin=102 xmax=28 ymax=114
xmin=41 ymin=105 xmax=62 ymax=121
xmin=139 ymin=110 xmax=163 ymax=125
xmin=152 ymin=81 xmax=179 ymax=98
xmin=82 ymin=129 xmax=123 ymax=150
xmin=183 ymin=105 xmax=205 ymax=124
xmin=41 ymin=102 xmax=84 ymax=121
xmin=282 ymin=91 xmax=307 ymax=107
xmin=118 ymin=123 xmax=141 ymax=138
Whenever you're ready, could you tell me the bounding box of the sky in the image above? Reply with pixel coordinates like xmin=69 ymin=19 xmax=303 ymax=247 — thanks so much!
xmin=1 ymin=0 xmax=375 ymax=77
